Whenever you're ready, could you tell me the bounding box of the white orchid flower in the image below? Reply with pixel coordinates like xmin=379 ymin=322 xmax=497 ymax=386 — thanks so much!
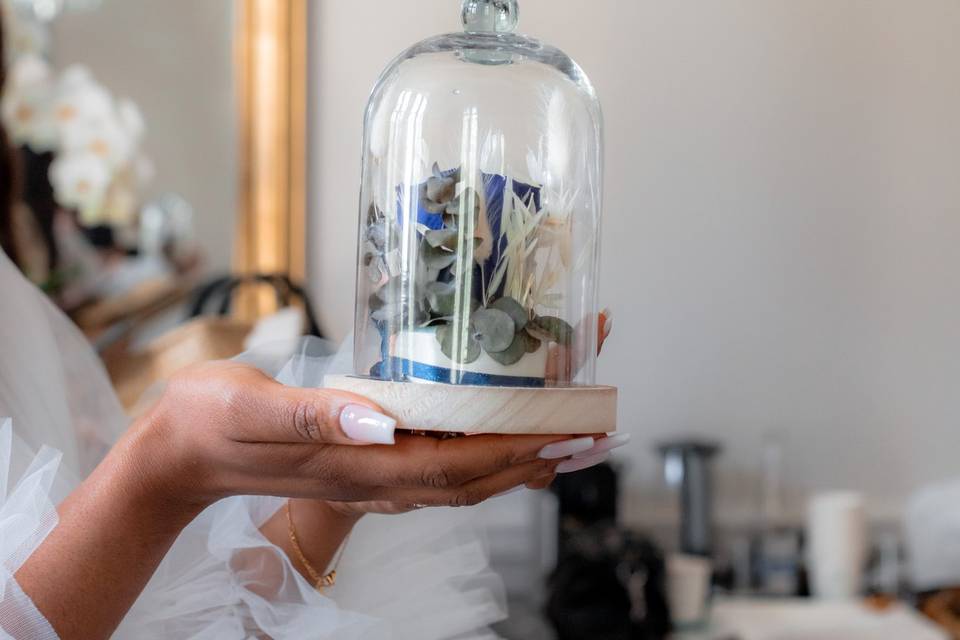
xmin=116 ymin=98 xmax=145 ymax=142
xmin=53 ymin=66 xmax=114 ymax=130
xmin=7 ymin=53 xmax=52 ymax=87
xmin=0 ymin=50 xmax=152 ymax=223
xmin=49 ymin=150 xmax=112 ymax=224
xmin=2 ymin=3 xmax=50 ymax=60
xmin=101 ymin=176 xmax=138 ymax=226
xmin=57 ymin=64 xmax=96 ymax=92
xmin=0 ymin=54 xmax=58 ymax=150
xmin=2 ymin=86 xmax=56 ymax=151
xmin=59 ymin=113 xmax=134 ymax=170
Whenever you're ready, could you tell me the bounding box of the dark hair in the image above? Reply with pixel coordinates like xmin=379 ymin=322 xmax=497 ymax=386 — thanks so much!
xmin=0 ymin=12 xmax=21 ymax=266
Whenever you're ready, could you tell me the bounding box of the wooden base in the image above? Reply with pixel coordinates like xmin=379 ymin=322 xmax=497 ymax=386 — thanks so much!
xmin=324 ymin=375 xmax=617 ymax=435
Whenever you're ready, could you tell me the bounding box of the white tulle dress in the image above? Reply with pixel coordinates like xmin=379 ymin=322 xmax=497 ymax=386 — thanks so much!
xmin=0 ymin=250 xmax=506 ymax=639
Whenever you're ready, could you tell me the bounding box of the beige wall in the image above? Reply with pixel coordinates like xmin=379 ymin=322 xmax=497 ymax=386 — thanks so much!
xmin=309 ymin=1 xmax=960 ymax=521
xmin=52 ymin=0 xmax=237 ymax=272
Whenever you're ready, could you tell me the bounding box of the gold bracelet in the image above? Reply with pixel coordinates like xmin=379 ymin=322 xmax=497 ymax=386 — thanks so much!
xmin=285 ymin=500 xmax=350 ymax=591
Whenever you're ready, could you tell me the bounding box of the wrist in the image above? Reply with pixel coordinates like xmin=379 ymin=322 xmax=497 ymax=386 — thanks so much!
xmin=291 ymin=498 xmax=364 ymax=529
xmin=281 ymin=499 xmax=359 ymax=584
xmin=108 ymin=412 xmax=213 ymax=528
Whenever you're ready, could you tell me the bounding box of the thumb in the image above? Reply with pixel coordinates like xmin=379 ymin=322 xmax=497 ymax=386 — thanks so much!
xmin=250 ymin=376 xmax=397 ymax=446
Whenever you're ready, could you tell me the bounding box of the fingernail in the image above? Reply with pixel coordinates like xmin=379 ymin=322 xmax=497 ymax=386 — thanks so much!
xmin=340 ymin=405 xmax=396 ymax=444
xmin=493 ymin=486 xmax=526 ymax=498
xmin=538 ymin=437 xmax=595 ymax=460
xmin=573 ymin=433 xmax=631 ymax=459
xmin=557 ymin=452 xmax=609 ymax=474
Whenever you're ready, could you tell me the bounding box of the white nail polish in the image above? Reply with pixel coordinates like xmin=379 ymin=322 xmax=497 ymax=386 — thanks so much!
xmin=573 ymin=433 xmax=631 ymax=460
xmin=538 ymin=437 xmax=595 ymax=460
xmin=340 ymin=404 xmax=397 ymax=444
xmin=557 ymin=452 xmax=609 ymax=474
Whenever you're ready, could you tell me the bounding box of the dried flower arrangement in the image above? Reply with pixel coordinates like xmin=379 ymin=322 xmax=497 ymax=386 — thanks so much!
xmin=364 ymin=163 xmax=575 ymax=386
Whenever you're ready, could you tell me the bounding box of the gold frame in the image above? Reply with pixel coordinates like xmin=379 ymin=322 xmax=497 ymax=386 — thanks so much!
xmin=234 ymin=0 xmax=307 ymax=318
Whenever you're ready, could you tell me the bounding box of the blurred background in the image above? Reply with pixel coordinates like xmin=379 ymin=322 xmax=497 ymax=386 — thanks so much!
xmin=2 ymin=1 xmax=959 ymax=638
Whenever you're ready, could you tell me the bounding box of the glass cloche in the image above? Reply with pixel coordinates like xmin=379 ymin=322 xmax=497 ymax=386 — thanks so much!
xmin=353 ymin=0 xmax=603 ymax=391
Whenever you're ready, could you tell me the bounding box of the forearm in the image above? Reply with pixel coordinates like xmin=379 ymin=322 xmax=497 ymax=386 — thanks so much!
xmin=15 ymin=419 xmax=205 ymax=640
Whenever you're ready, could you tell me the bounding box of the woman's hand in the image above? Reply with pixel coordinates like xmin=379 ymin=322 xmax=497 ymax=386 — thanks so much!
xmin=319 ymin=309 xmax=618 ymax=520
xmin=139 ymin=361 xmax=593 ymax=513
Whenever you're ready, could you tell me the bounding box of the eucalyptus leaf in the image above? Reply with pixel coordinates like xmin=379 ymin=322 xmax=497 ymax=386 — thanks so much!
xmin=375 ymin=277 xmax=402 ymax=304
xmin=526 ymin=315 xmax=574 ymax=346
xmin=425 ymin=227 xmax=460 ymax=250
xmin=421 ymin=315 xmax=453 ymax=328
xmin=488 ymin=332 xmax=526 ymax=366
xmin=425 ymin=281 xmax=456 ymax=315
xmin=371 ymin=301 xmax=401 ymax=323
xmin=419 ymin=182 xmax=447 ymax=213
xmin=521 ymin=330 xmax=542 ymax=353
xmin=490 ymin=296 xmax=528 ymax=331
xmin=439 ymin=325 xmax=481 ymax=364
xmin=469 ymin=308 xmax=515 ymax=353
xmin=365 ymin=256 xmax=387 ymax=283
xmin=366 ymin=202 xmax=384 ymax=226
xmin=423 ymin=199 xmax=447 ymax=214
xmin=426 ymin=175 xmax=456 ymax=204
xmin=367 ymin=222 xmax=389 ymax=250
xmin=444 ymin=187 xmax=481 ymax=222
xmin=420 ymin=242 xmax=458 ymax=270
xmin=378 ymin=299 xmax=428 ymax=331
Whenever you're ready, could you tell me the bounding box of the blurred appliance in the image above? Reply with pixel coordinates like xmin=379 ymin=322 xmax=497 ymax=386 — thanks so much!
xmin=806 ymin=491 xmax=867 ymax=600
xmin=657 ymin=440 xmax=721 ymax=557
xmin=553 ymin=460 xmax=618 ymax=558
xmin=666 ymin=553 xmax=712 ymax=629
xmin=548 ymin=464 xmax=671 ymax=640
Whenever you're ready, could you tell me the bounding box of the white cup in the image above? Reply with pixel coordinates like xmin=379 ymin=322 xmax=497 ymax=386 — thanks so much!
xmin=666 ymin=553 xmax=712 ymax=628
xmin=806 ymin=491 xmax=867 ymax=600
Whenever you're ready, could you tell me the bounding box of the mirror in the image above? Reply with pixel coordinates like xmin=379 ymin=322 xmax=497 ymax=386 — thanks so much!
xmin=1 ymin=0 xmax=307 ymax=409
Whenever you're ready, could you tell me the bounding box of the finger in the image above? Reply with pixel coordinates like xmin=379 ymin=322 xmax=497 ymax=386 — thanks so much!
xmin=245 ymin=432 xmax=591 ymax=498
xmin=380 ymin=458 xmax=561 ymax=508
xmin=571 ymin=432 xmax=630 ymax=460
xmin=234 ymin=374 xmax=397 ymax=446
xmin=221 ymin=455 xmax=558 ymax=505
xmin=343 ymin=432 xmax=596 ymax=489
xmin=525 ymin=473 xmax=557 ymax=491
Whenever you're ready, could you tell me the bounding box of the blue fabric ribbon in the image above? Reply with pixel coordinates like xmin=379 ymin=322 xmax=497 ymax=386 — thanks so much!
xmin=373 ymin=357 xmax=545 ymax=388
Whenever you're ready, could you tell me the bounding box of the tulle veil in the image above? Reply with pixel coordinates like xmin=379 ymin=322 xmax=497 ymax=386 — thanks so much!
xmin=0 ymin=250 xmax=506 ymax=639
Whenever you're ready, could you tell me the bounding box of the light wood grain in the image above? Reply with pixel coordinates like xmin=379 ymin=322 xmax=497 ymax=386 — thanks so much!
xmin=324 ymin=375 xmax=617 ymax=435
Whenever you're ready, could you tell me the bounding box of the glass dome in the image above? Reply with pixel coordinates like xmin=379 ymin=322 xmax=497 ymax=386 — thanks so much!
xmin=353 ymin=0 xmax=603 ymax=389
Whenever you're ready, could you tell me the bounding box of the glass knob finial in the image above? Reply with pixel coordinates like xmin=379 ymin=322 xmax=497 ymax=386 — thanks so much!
xmin=461 ymin=0 xmax=519 ymax=34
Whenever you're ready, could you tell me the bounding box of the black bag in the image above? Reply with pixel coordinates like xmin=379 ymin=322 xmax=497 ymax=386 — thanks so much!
xmin=187 ymin=273 xmax=323 ymax=338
